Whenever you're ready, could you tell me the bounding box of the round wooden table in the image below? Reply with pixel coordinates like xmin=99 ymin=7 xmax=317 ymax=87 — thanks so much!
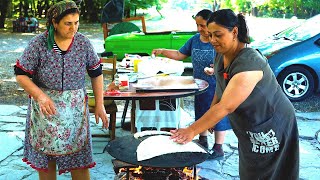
xmin=104 ymin=78 xmax=208 ymax=133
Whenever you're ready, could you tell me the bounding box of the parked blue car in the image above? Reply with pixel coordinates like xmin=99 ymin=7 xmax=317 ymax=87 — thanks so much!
xmin=250 ymin=14 xmax=320 ymax=101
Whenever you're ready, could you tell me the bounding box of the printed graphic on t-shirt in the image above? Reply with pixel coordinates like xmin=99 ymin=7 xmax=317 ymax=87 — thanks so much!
xmin=246 ymin=129 xmax=280 ymax=154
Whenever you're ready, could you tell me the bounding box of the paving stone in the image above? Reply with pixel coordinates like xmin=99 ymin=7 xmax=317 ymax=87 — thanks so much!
xmin=18 ymin=109 xmax=28 ymax=116
xmin=1 ymin=123 xmax=25 ymax=131
xmin=296 ymin=112 xmax=320 ymax=120
xmin=90 ymin=172 xmax=115 ymax=180
xmin=198 ymin=159 xmax=238 ymax=180
xmin=224 ymin=130 xmax=238 ymax=144
xmin=0 ymin=154 xmax=30 ymax=179
xmin=0 ymin=132 xmax=23 ymax=161
xmin=300 ymin=167 xmax=320 ymax=180
xmin=12 ymin=146 xmax=24 ymax=156
xmin=90 ymin=153 xmax=115 ymax=179
xmin=221 ymin=152 xmax=240 ymax=178
xmin=0 ymin=116 xmax=25 ymax=123
xmin=0 ymin=169 xmax=32 ymax=180
xmin=25 ymin=173 xmax=41 ymax=180
xmin=19 ymin=105 xmax=28 ymax=110
xmin=297 ymin=120 xmax=320 ymax=138
xmin=8 ymin=131 xmax=25 ymax=140
xmin=0 ymin=105 xmax=22 ymax=116
xmin=298 ymin=139 xmax=320 ymax=180
xmin=90 ymin=126 xmax=107 ymax=135
xmin=299 ymin=140 xmax=320 ymax=168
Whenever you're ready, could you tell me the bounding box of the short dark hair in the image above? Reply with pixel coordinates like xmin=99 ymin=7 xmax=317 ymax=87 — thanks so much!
xmin=207 ymin=9 xmax=250 ymax=43
xmin=195 ymin=9 xmax=212 ymax=21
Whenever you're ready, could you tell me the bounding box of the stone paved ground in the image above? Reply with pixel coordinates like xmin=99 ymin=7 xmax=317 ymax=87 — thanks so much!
xmin=0 ymin=104 xmax=319 ymax=180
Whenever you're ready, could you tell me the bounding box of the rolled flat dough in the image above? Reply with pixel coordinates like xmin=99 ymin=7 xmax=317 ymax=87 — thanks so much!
xmin=134 ymin=130 xmax=172 ymax=139
xmin=136 ymin=135 xmax=207 ymax=161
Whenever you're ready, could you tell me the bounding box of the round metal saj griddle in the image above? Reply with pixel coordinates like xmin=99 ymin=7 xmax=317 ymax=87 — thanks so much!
xmin=106 ymin=135 xmax=209 ymax=168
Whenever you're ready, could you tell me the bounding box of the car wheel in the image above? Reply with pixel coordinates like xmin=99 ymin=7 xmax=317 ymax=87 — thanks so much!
xmin=277 ymin=66 xmax=314 ymax=102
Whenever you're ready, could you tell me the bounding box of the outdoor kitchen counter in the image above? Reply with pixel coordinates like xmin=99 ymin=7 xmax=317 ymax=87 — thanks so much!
xmin=104 ymin=78 xmax=208 ymax=133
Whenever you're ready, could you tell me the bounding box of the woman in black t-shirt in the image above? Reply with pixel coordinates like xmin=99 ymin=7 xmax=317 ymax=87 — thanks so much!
xmin=170 ymin=9 xmax=299 ymax=179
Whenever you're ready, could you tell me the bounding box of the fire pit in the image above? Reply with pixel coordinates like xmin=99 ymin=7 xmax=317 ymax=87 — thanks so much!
xmin=113 ymin=159 xmax=200 ymax=180
xmin=106 ymin=135 xmax=209 ymax=180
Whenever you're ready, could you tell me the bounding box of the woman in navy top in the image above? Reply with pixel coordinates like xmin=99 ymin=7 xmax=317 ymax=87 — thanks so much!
xmin=152 ymin=9 xmax=231 ymax=159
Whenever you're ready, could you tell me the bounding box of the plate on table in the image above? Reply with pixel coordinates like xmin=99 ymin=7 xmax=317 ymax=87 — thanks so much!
xmin=134 ymin=76 xmax=199 ymax=92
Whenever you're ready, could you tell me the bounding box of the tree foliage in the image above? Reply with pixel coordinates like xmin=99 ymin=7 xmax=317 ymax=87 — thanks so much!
xmin=220 ymin=0 xmax=319 ymax=18
xmin=124 ymin=0 xmax=168 ymax=17
xmin=0 ymin=0 xmax=11 ymax=28
xmin=0 ymin=0 xmax=319 ymax=29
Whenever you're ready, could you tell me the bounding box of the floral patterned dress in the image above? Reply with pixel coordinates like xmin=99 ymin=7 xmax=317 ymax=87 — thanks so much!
xmin=15 ymin=31 xmax=101 ymax=174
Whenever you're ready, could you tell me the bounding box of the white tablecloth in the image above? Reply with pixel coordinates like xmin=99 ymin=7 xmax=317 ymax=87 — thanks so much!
xmin=135 ymin=99 xmax=194 ymax=132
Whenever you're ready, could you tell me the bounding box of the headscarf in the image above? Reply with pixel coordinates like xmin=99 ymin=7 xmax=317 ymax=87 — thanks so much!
xmin=46 ymin=0 xmax=79 ymax=49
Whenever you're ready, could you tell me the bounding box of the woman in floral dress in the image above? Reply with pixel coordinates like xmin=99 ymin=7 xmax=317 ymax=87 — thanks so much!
xmin=14 ymin=1 xmax=108 ymax=179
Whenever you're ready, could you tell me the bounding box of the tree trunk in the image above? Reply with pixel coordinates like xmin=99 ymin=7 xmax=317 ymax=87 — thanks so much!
xmin=252 ymin=7 xmax=258 ymax=17
xmin=37 ymin=1 xmax=42 ymax=17
xmin=23 ymin=0 xmax=29 ymax=16
xmin=79 ymin=1 xmax=86 ymax=20
xmin=83 ymin=0 xmax=99 ymax=22
xmin=156 ymin=9 xmax=163 ymax=18
xmin=294 ymin=0 xmax=297 ymax=16
xmin=124 ymin=8 xmax=131 ymax=18
xmin=31 ymin=0 xmax=36 ymax=16
xmin=6 ymin=0 xmax=13 ymax=17
xmin=309 ymin=8 xmax=314 ymax=18
xmin=212 ymin=0 xmax=220 ymax=12
xmin=44 ymin=0 xmax=50 ymax=17
xmin=19 ymin=1 xmax=23 ymax=15
xmin=0 ymin=0 xmax=10 ymax=28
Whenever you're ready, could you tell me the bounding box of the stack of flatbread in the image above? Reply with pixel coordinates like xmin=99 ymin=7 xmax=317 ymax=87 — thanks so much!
xmin=136 ymin=134 xmax=207 ymax=161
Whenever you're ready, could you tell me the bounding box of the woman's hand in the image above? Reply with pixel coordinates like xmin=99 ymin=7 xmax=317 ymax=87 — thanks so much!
xmin=36 ymin=93 xmax=57 ymax=116
xmin=151 ymin=48 xmax=163 ymax=56
xmin=16 ymin=75 xmax=57 ymax=117
xmin=107 ymin=81 xmax=119 ymax=91
xmin=94 ymin=103 xmax=109 ymax=129
xmin=170 ymin=127 xmax=195 ymax=144
xmin=91 ymin=75 xmax=109 ymax=129
xmin=204 ymin=64 xmax=214 ymax=75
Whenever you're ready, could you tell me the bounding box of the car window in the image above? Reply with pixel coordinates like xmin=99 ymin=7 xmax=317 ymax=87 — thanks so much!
xmin=276 ymin=15 xmax=320 ymax=41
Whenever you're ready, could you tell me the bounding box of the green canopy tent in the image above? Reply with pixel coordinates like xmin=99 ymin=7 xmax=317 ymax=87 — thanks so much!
xmin=101 ymin=0 xmax=145 ymax=38
xmin=109 ymin=21 xmax=141 ymax=36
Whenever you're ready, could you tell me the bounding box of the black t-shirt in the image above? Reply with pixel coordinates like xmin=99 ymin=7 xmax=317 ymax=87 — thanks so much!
xmin=214 ymin=48 xmax=299 ymax=179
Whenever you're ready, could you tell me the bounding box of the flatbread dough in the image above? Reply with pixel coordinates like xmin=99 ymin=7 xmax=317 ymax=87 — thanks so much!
xmin=136 ymin=135 xmax=207 ymax=161
xmin=134 ymin=130 xmax=172 ymax=139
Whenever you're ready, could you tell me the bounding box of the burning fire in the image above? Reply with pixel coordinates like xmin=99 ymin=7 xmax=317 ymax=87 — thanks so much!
xmin=117 ymin=166 xmax=202 ymax=180
xmin=123 ymin=166 xmax=142 ymax=175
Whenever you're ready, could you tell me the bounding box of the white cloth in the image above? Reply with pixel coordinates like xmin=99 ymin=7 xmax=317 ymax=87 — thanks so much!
xmin=137 ymin=57 xmax=184 ymax=76
xmin=135 ymin=99 xmax=181 ymax=132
